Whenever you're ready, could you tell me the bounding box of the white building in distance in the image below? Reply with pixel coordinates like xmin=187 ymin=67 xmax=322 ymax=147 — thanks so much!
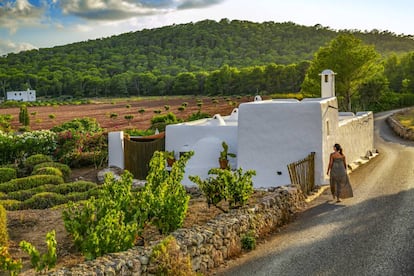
xmin=6 ymin=90 xmax=36 ymax=102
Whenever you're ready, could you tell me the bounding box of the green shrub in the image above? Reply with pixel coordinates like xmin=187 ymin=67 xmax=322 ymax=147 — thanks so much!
xmin=150 ymin=236 xmax=195 ymax=276
xmin=241 ymin=231 xmax=256 ymax=251
xmin=63 ymin=171 xmax=142 ymax=260
xmin=19 ymin=230 xmax=57 ymax=272
xmin=143 ymin=151 xmax=193 ymax=234
xmin=64 ymin=191 xmax=90 ymax=202
xmin=150 ymin=112 xmax=182 ymax=132
xmin=190 ymin=167 xmax=256 ymax=211
xmin=0 ymin=199 xmax=21 ymax=211
xmin=0 ymin=204 xmax=8 ymax=246
xmin=0 ymin=175 xmax=64 ymax=193
xmin=20 ymin=192 xmax=66 ymax=210
xmin=5 ymin=184 xmax=55 ymax=201
xmin=0 ymin=167 xmax=17 ymax=183
xmin=33 ymin=162 xmax=71 ymax=181
xmin=51 ymin=118 xmax=102 ymax=133
xmin=0 ymin=246 xmax=22 ymax=275
xmin=24 ymin=154 xmax=53 ymax=171
xmin=32 ymin=167 xmax=63 ymax=178
xmin=52 ymin=181 xmax=97 ymax=195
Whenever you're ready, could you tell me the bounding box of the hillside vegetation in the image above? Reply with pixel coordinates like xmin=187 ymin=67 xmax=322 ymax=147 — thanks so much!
xmin=1 ymin=19 xmax=414 ymax=99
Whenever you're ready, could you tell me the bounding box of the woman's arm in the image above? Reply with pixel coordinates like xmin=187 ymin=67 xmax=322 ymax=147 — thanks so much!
xmin=327 ymin=153 xmax=333 ymax=175
xmin=343 ymin=156 xmax=347 ymax=169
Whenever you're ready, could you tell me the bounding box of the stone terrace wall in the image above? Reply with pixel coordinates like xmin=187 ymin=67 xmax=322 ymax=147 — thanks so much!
xmin=387 ymin=111 xmax=414 ymax=141
xmin=46 ymin=186 xmax=305 ymax=276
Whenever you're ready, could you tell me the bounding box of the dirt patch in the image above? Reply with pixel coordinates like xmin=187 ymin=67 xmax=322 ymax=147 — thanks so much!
xmin=0 ymin=96 xmax=256 ymax=132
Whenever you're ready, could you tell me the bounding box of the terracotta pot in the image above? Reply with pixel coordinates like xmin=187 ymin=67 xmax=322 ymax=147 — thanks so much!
xmin=219 ymin=159 xmax=229 ymax=169
xmin=167 ymin=158 xmax=175 ymax=167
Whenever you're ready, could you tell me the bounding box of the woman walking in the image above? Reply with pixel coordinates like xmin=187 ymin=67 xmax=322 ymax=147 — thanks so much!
xmin=327 ymin=143 xmax=353 ymax=202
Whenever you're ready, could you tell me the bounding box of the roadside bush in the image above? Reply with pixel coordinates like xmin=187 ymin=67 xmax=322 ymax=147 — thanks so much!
xmin=33 ymin=162 xmax=71 ymax=181
xmin=20 ymin=192 xmax=66 ymax=210
xmin=0 ymin=167 xmax=17 ymax=183
xmin=24 ymin=154 xmax=53 ymax=171
xmin=241 ymin=230 xmax=256 ymax=251
xmin=190 ymin=167 xmax=256 ymax=211
xmin=150 ymin=235 xmax=194 ymax=276
xmin=0 ymin=175 xmax=64 ymax=193
xmin=0 ymin=204 xmax=8 ymax=246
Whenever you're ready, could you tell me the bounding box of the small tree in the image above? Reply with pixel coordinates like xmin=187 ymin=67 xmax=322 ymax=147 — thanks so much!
xmin=19 ymin=105 xmax=30 ymax=126
xmin=143 ymin=150 xmax=194 ymax=234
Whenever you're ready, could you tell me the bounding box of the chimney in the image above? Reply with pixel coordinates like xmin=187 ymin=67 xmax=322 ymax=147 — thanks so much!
xmin=320 ymin=69 xmax=336 ymax=98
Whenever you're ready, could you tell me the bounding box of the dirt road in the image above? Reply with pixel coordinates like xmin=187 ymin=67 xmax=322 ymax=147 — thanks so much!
xmin=215 ymin=111 xmax=414 ymax=276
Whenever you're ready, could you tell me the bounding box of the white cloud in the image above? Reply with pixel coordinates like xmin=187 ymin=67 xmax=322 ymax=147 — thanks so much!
xmin=0 ymin=39 xmax=37 ymax=56
xmin=56 ymin=0 xmax=224 ymax=21
xmin=0 ymin=0 xmax=45 ymax=33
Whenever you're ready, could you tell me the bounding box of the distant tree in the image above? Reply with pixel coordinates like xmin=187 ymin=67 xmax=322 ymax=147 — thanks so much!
xmin=19 ymin=105 xmax=30 ymax=126
xmin=301 ymin=34 xmax=382 ymax=111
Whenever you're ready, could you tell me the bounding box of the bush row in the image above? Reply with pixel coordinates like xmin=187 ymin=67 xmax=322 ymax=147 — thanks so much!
xmin=0 ymin=175 xmax=64 ymax=193
xmin=2 ymin=181 xmax=97 ymax=202
xmin=1 ymin=186 xmax=101 ymax=210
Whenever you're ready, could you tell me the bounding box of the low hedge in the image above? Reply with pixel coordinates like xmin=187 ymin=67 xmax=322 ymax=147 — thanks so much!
xmin=5 ymin=184 xmax=56 ymax=201
xmin=0 ymin=175 xmax=64 ymax=193
xmin=0 ymin=199 xmax=21 ymax=211
xmin=32 ymin=166 xmax=63 ymax=178
xmin=19 ymin=192 xmax=66 ymax=210
xmin=33 ymin=162 xmax=71 ymax=181
xmin=24 ymin=154 xmax=53 ymax=171
xmin=0 ymin=167 xmax=17 ymax=183
xmin=51 ymin=181 xmax=97 ymax=195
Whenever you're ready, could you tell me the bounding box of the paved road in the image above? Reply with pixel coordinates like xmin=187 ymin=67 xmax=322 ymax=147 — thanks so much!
xmin=215 ymin=111 xmax=414 ymax=276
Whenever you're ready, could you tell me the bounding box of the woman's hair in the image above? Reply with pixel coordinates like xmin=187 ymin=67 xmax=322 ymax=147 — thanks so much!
xmin=334 ymin=143 xmax=343 ymax=155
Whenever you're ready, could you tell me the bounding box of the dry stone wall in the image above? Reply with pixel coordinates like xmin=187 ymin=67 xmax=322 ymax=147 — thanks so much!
xmin=387 ymin=111 xmax=414 ymax=141
xmin=46 ymin=186 xmax=305 ymax=276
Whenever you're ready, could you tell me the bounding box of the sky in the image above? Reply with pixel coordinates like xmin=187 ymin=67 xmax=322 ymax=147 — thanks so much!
xmin=1 ymin=0 xmax=414 ymax=56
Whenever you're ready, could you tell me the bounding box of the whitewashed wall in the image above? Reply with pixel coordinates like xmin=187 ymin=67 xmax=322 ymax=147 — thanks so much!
xmin=335 ymin=111 xmax=374 ymax=169
xmin=165 ymin=112 xmax=238 ymax=186
xmin=237 ymin=98 xmax=339 ymax=188
xmin=108 ymin=131 xmax=124 ymax=169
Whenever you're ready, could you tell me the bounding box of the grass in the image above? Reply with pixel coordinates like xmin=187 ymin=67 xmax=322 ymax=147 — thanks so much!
xmin=394 ymin=108 xmax=414 ymax=129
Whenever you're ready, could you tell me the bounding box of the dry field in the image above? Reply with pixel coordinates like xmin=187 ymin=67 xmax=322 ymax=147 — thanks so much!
xmin=0 ymin=96 xmax=255 ymax=132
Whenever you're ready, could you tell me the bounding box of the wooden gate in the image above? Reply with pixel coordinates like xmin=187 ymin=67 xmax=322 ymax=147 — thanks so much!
xmin=124 ymin=132 xmax=165 ymax=180
xmin=287 ymin=152 xmax=315 ymax=195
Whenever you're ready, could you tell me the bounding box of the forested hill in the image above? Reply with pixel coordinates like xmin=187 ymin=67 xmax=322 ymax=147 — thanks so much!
xmin=2 ymin=19 xmax=414 ymax=75
xmin=1 ymin=19 xmax=414 ymax=98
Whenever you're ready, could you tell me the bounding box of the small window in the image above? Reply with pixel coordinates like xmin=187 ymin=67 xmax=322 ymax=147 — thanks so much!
xmin=324 ymin=75 xmax=328 ymax=83
xmin=326 ymin=120 xmax=330 ymax=135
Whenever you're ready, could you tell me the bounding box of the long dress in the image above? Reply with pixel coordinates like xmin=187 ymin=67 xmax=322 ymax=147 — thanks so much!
xmin=330 ymin=158 xmax=353 ymax=199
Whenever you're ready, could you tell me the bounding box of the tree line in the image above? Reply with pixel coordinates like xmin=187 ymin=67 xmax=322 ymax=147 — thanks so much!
xmin=1 ymin=19 xmax=414 ymax=107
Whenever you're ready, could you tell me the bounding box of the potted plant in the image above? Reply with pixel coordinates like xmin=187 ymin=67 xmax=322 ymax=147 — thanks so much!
xmin=218 ymin=141 xmax=236 ymax=169
xmin=165 ymin=150 xmax=176 ymax=167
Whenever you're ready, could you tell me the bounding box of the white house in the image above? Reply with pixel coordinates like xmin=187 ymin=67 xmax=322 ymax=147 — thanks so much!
xmin=108 ymin=70 xmax=375 ymax=188
xmin=164 ymin=69 xmax=374 ymax=188
xmin=6 ymin=90 xmax=36 ymax=102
